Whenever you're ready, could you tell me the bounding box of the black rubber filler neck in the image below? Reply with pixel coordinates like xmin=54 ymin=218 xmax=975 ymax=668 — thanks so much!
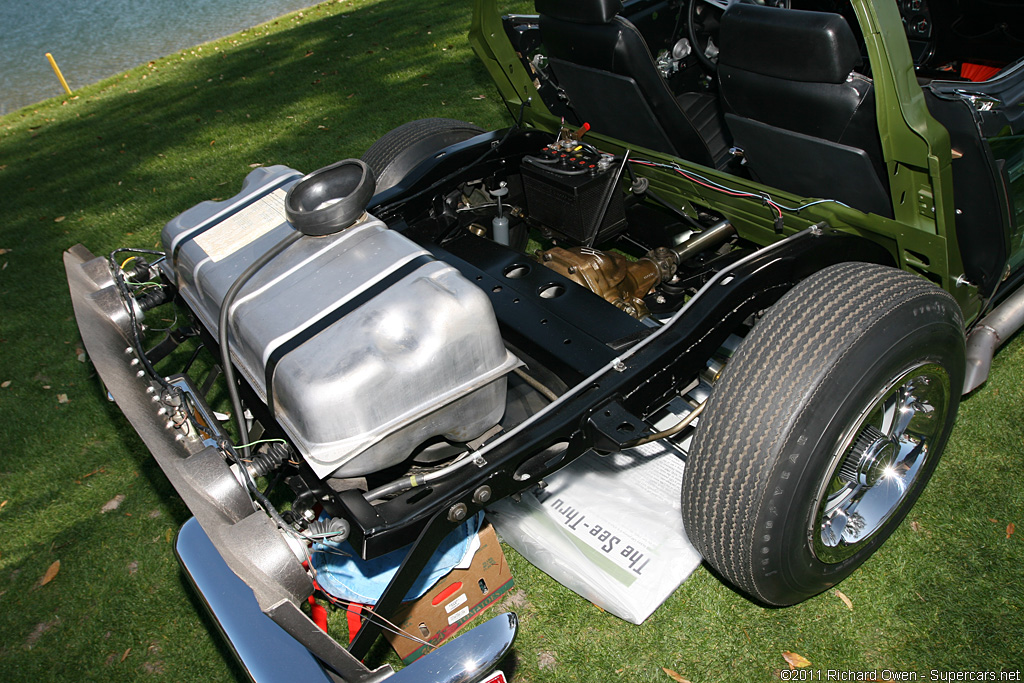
xmin=284 ymin=159 xmax=375 ymax=236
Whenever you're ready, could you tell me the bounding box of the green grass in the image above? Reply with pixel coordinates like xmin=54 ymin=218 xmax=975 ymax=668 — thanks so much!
xmin=0 ymin=0 xmax=1021 ymax=681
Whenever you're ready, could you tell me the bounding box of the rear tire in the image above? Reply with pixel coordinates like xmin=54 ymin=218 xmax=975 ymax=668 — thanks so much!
xmin=361 ymin=118 xmax=484 ymax=193
xmin=680 ymin=262 xmax=965 ymax=606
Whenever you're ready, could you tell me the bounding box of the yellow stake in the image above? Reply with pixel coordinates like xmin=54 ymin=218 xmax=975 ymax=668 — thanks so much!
xmin=45 ymin=53 xmax=72 ymax=95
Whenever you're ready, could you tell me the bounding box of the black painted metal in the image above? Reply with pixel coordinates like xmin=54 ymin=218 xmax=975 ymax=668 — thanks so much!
xmin=330 ymin=229 xmax=895 ymax=660
xmin=432 ymin=235 xmax=647 ymax=381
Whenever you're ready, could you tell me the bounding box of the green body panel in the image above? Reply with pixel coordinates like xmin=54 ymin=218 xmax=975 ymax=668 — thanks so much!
xmin=469 ymin=0 xmax=985 ymax=323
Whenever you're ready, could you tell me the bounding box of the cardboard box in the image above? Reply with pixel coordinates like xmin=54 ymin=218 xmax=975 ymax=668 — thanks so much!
xmin=384 ymin=522 xmax=513 ymax=664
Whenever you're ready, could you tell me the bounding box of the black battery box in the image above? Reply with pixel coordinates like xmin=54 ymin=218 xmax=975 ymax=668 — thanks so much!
xmin=520 ymin=143 xmax=626 ymax=245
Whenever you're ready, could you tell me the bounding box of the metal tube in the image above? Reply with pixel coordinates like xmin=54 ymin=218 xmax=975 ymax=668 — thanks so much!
xmin=672 ymin=219 xmax=735 ymax=262
xmin=963 ymin=283 xmax=1024 ymax=393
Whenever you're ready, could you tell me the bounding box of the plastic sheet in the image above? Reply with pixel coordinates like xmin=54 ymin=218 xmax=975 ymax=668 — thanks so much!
xmin=487 ymin=440 xmax=701 ymax=624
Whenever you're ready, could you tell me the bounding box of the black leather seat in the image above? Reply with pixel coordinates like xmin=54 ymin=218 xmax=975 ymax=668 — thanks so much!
xmin=717 ymin=4 xmax=894 ymax=217
xmin=536 ymin=0 xmax=732 ymax=169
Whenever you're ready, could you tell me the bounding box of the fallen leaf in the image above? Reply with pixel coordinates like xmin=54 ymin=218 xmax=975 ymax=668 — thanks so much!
xmin=54 ymin=216 xmax=65 ymax=223
xmin=101 ymin=494 xmax=126 ymax=513
xmin=782 ymin=651 xmax=812 ymax=669
xmin=1 ymin=381 xmax=9 ymax=388
xmin=1 ymin=500 xmax=6 ymax=508
xmin=472 ymin=94 xmax=487 ymax=100
xmin=127 ymin=561 xmax=139 ymax=575
xmin=304 ymin=50 xmax=315 ymax=57
xmin=57 ymin=394 xmax=69 ymax=404
xmin=37 ymin=560 xmax=61 ymax=587
xmin=1008 ymin=522 xmax=1016 ymax=539
xmin=662 ymin=668 xmax=692 ymax=682
xmin=537 ymin=650 xmax=557 ymax=670
xmin=833 ymin=589 xmax=854 ymax=610
xmin=120 ymin=647 xmax=131 ymax=662
xmin=0 ymin=248 xmax=9 ymax=255
xmin=989 ymin=518 xmax=999 ymax=523
xmin=248 ymin=163 xmax=263 ymax=168
xmin=910 ymin=520 xmax=922 ymax=533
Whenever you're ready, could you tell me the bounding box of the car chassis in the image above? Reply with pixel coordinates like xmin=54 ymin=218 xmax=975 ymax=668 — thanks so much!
xmin=65 ymin=0 xmax=1023 ymax=680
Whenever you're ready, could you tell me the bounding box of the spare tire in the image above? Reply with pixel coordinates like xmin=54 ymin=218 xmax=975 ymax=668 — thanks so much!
xmin=361 ymin=118 xmax=485 ymax=193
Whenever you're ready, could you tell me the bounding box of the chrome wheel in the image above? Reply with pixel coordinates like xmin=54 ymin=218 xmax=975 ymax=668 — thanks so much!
xmin=681 ymin=262 xmax=964 ymax=606
xmin=812 ymin=362 xmax=952 ymax=564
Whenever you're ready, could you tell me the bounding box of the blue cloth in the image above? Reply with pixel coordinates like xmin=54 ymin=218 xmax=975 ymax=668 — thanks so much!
xmin=311 ymin=511 xmax=483 ymax=604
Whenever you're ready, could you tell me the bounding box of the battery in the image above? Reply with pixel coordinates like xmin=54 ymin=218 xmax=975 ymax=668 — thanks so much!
xmin=521 ymin=146 xmax=626 ymax=245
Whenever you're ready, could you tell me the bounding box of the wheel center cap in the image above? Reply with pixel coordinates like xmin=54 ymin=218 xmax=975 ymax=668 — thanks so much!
xmin=860 ymin=439 xmax=899 ymax=487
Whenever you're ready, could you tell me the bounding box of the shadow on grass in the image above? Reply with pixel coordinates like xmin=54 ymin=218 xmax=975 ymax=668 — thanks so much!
xmin=0 ymin=2 xmax=508 ymax=680
xmin=1 ymin=0 xmax=507 ymax=311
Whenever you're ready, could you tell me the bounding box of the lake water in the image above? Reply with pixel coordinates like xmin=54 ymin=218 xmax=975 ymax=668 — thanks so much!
xmin=0 ymin=0 xmax=318 ymax=115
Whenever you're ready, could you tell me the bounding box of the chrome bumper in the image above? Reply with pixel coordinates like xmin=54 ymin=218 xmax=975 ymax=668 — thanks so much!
xmin=176 ymin=517 xmax=518 ymax=683
xmin=66 ymin=243 xmax=517 ymax=682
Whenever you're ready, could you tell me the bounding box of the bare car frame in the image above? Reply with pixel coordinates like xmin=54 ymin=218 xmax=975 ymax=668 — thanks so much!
xmin=65 ymin=0 xmax=1023 ymax=680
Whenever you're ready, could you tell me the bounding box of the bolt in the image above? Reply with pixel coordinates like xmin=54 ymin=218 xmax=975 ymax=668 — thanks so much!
xmin=472 ymin=486 xmax=492 ymax=505
xmin=447 ymin=502 xmax=468 ymax=523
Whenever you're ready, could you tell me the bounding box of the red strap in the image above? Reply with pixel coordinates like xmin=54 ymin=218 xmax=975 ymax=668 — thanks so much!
xmin=307 ymin=595 xmax=329 ymax=633
xmin=346 ymin=603 xmax=365 ymax=643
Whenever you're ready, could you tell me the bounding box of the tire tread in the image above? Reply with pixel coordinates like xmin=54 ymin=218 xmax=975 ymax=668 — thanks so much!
xmin=680 ymin=263 xmax=963 ymax=604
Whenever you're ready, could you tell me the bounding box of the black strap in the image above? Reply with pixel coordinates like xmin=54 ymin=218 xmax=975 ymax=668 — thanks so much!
xmin=262 ymin=254 xmax=434 ymax=414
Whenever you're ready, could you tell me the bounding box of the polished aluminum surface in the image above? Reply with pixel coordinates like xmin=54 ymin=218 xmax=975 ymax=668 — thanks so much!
xmin=964 ymin=282 xmax=1024 ymax=393
xmin=811 ymin=362 xmax=952 ymax=564
xmin=175 ymin=517 xmax=345 ymax=683
xmin=162 ymin=166 xmax=516 ymax=478
xmin=390 ymin=613 xmax=518 ymax=683
xmin=178 ymin=517 xmax=516 ymax=683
